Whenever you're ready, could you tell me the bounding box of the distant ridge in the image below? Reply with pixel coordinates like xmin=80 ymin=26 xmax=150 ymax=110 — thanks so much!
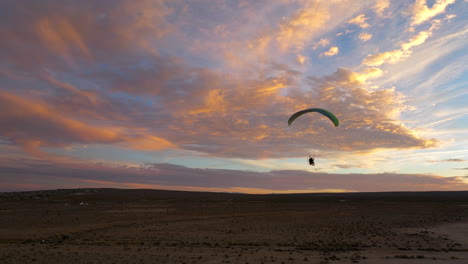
xmin=2 ymin=188 xmax=468 ymax=202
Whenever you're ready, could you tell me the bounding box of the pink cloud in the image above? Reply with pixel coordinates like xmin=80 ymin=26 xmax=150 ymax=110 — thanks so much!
xmin=0 ymin=0 xmax=173 ymax=71
xmin=0 ymin=0 xmax=438 ymax=161
xmin=0 ymin=91 xmax=175 ymax=155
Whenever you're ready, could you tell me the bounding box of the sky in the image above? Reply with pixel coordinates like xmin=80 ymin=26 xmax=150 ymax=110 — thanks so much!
xmin=0 ymin=0 xmax=467 ymax=193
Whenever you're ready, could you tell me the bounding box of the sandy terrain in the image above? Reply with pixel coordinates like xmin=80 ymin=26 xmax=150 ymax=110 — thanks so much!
xmin=1 ymin=189 xmax=468 ymax=263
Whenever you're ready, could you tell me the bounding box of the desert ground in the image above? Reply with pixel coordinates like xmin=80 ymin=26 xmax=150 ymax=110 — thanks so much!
xmin=1 ymin=189 xmax=468 ymax=263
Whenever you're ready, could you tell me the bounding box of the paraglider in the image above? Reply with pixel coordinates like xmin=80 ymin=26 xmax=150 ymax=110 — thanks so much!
xmin=288 ymin=108 xmax=339 ymax=127
xmin=287 ymin=108 xmax=339 ymax=166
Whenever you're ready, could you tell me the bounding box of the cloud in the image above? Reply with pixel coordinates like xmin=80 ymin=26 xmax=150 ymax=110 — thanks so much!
xmin=347 ymin=14 xmax=370 ymax=29
xmin=444 ymin=14 xmax=457 ymax=21
xmin=240 ymin=1 xmax=371 ymax=60
xmin=0 ymin=0 xmax=440 ymax=161
xmin=376 ymin=25 xmax=468 ymax=89
xmin=336 ymin=29 xmax=354 ymax=37
xmin=442 ymin=159 xmax=465 ymax=162
xmin=359 ymin=33 xmax=373 ymax=42
xmin=362 ymin=25 xmax=437 ymax=66
xmin=420 ymin=112 xmax=468 ymax=128
xmin=332 ymin=163 xmax=365 ymax=169
xmin=355 ymin=67 xmax=383 ymax=82
xmin=85 ymin=62 xmax=434 ymax=160
xmin=272 ymin=4 xmax=331 ymax=52
xmin=296 ymin=54 xmax=307 ymax=65
xmin=166 ymin=67 xmax=436 ymax=158
xmin=321 ymin=46 xmax=339 ymax=57
xmin=288 ymin=68 xmax=436 ymax=151
xmin=401 ymin=30 xmax=432 ymax=50
xmin=374 ymin=0 xmax=390 ymax=17
xmin=0 ymin=91 xmax=118 ymax=146
xmin=5 ymin=62 xmax=436 ymax=160
xmin=311 ymin=38 xmax=330 ymax=50
xmin=0 ymin=0 xmax=174 ymax=71
xmin=0 ymin=91 xmax=175 ymax=154
xmin=235 ymin=3 xmax=342 ymax=61
xmin=1 ymin=160 xmax=467 ymax=193
xmin=362 ymin=9 xmax=449 ymax=67
xmin=428 ymin=158 xmax=466 ymax=163
xmin=411 ymin=0 xmax=456 ymax=26
xmin=363 ymin=50 xmax=409 ymax=66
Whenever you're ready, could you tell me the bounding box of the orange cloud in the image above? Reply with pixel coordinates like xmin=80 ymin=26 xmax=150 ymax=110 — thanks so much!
xmin=374 ymin=0 xmax=390 ymax=17
xmin=401 ymin=30 xmax=432 ymax=50
xmin=363 ymin=22 xmax=438 ymax=66
xmin=0 ymin=91 xmax=120 ymax=143
xmin=348 ymin=14 xmax=370 ymax=28
xmin=242 ymin=2 xmax=356 ymax=60
xmin=411 ymin=0 xmax=456 ymax=26
xmin=189 ymin=89 xmax=227 ymax=115
xmin=113 ymin=0 xmax=174 ymax=51
xmin=311 ymin=38 xmax=330 ymax=50
xmin=0 ymin=0 xmax=441 ymax=162
xmin=359 ymin=33 xmax=372 ymax=42
xmin=321 ymin=46 xmax=339 ymax=57
xmin=276 ymin=5 xmax=330 ymax=52
xmin=124 ymin=136 xmax=176 ymax=151
xmin=296 ymin=54 xmax=307 ymax=65
xmin=0 ymin=91 xmax=175 ymax=155
xmin=0 ymin=1 xmax=174 ymax=71
xmin=355 ymin=67 xmax=383 ymax=83
xmin=363 ymin=50 xmax=408 ymax=66
xmin=36 ymin=16 xmax=93 ymax=66
xmin=294 ymin=68 xmax=436 ymax=151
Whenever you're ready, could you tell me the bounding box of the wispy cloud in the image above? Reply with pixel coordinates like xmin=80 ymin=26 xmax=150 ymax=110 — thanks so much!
xmin=420 ymin=112 xmax=468 ymax=128
xmin=363 ymin=20 xmax=442 ymax=66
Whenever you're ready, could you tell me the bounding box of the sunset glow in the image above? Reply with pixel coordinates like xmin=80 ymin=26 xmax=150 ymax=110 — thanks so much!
xmin=0 ymin=0 xmax=467 ymax=193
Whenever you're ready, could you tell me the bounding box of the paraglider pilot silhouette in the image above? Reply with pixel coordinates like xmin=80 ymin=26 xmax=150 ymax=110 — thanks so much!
xmin=288 ymin=108 xmax=339 ymax=166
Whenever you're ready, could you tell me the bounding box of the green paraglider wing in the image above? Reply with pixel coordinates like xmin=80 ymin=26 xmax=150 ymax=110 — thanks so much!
xmin=288 ymin=108 xmax=339 ymax=127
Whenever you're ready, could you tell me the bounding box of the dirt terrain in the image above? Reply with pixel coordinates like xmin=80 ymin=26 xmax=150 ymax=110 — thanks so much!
xmin=1 ymin=189 xmax=468 ymax=263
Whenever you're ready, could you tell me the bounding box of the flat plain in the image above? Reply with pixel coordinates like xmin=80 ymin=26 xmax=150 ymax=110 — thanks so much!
xmin=1 ymin=189 xmax=468 ymax=263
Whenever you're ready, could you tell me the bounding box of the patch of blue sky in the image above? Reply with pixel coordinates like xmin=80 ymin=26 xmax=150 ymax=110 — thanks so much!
xmin=169 ymin=157 xmax=258 ymax=171
xmin=436 ymin=111 xmax=468 ymax=130
xmin=335 ymin=32 xmax=365 ymax=64
xmin=106 ymin=90 xmax=151 ymax=105
xmin=44 ymin=143 xmax=256 ymax=172
xmin=44 ymin=145 xmax=156 ymax=165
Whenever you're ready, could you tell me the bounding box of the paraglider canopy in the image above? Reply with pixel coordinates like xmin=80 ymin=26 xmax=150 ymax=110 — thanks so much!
xmin=288 ymin=108 xmax=339 ymax=127
xmin=287 ymin=108 xmax=339 ymax=167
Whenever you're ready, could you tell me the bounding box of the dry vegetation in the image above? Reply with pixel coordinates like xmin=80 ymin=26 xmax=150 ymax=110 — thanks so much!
xmin=1 ymin=189 xmax=468 ymax=263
